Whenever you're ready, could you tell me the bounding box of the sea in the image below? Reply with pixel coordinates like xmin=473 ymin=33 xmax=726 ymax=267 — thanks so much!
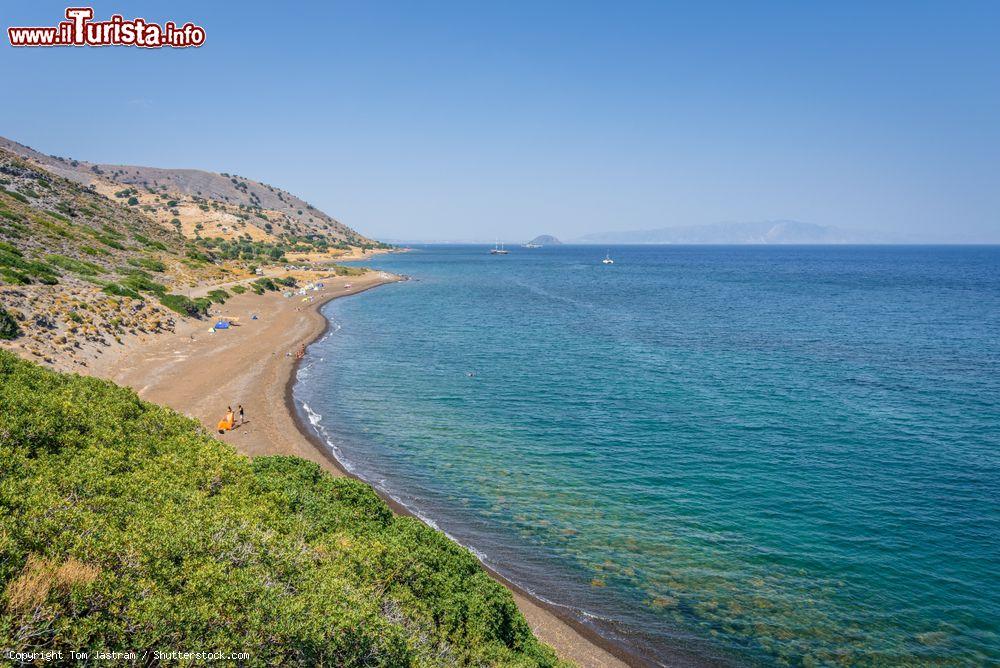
xmin=292 ymin=245 xmax=1000 ymax=666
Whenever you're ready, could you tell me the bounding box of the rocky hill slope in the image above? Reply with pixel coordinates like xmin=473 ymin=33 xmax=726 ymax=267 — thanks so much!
xmin=0 ymin=147 xmax=224 ymax=368
xmin=0 ymin=144 xmax=365 ymax=371
xmin=0 ymin=137 xmax=385 ymax=258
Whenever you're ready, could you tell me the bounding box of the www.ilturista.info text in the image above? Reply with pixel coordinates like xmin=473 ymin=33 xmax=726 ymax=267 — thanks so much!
xmin=8 ymin=7 xmax=205 ymax=48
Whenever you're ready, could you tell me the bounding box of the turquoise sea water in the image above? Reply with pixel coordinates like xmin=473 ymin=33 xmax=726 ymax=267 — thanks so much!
xmin=293 ymin=245 xmax=1000 ymax=666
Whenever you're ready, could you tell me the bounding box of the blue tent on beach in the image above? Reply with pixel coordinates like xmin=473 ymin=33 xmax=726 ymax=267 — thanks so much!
xmin=214 ymin=321 xmax=230 ymax=330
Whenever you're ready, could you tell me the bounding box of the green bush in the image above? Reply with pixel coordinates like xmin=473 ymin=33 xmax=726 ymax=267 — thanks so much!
xmin=331 ymin=264 xmax=367 ymax=277
xmin=120 ymin=273 xmax=166 ymax=296
xmin=0 ymin=268 xmax=30 ymax=285
xmin=0 ymin=306 xmax=20 ymax=339
xmin=95 ymin=233 xmax=126 ymax=250
xmin=0 ymin=188 xmax=29 ymax=204
xmin=127 ymin=257 xmax=166 ymax=272
xmin=231 ymin=284 xmax=247 ymax=295
xmin=207 ymin=289 xmax=231 ymax=304
xmin=251 ymin=277 xmax=278 ymax=294
xmin=158 ymin=294 xmax=209 ymax=318
xmin=186 ymin=249 xmax=213 ymax=263
xmin=102 ymin=283 xmax=141 ymax=299
xmin=0 ymin=241 xmax=21 ymax=256
xmin=0 ymin=250 xmax=60 ymax=284
xmin=0 ymin=352 xmax=563 ymax=666
xmin=132 ymin=234 xmax=168 ymax=251
xmin=45 ymin=254 xmax=103 ymax=277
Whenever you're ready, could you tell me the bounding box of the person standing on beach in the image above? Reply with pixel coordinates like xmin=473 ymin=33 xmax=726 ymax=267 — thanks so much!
xmin=238 ymin=404 xmax=245 ymax=426
xmin=225 ymin=406 xmax=235 ymax=428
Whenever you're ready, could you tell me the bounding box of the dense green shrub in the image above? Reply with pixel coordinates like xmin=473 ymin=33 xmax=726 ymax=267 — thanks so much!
xmin=194 ymin=236 xmax=316 ymax=264
xmin=101 ymin=283 xmax=141 ymax=299
xmin=231 ymin=284 xmax=247 ymax=295
xmin=45 ymin=254 xmax=102 ymax=276
xmin=99 ymin=225 xmax=125 ymax=239
xmin=0 ymin=352 xmax=563 ymax=666
xmin=95 ymin=234 xmax=126 ymax=250
xmin=132 ymin=234 xmax=168 ymax=251
xmin=331 ymin=264 xmax=367 ymax=277
xmin=206 ymin=289 xmax=230 ymax=304
xmin=158 ymin=293 xmax=208 ymax=318
xmin=186 ymin=248 xmax=213 ymax=263
xmin=0 ymin=187 xmax=29 ymax=204
xmin=120 ymin=272 xmax=166 ymax=296
xmin=127 ymin=256 xmax=166 ymax=272
xmin=251 ymin=277 xmax=278 ymax=294
xmin=0 ymin=268 xmax=30 ymax=285
xmin=0 ymin=305 xmax=20 ymax=339
xmin=0 ymin=249 xmax=60 ymax=284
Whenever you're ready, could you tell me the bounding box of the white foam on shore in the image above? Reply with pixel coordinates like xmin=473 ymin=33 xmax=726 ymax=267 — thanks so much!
xmin=295 ymin=392 xmax=630 ymax=663
xmin=292 ymin=307 xmax=611 ymax=647
xmin=299 ymin=401 xmax=359 ymax=475
xmin=297 ymin=378 xmax=613 ymax=632
xmin=297 ymin=399 xmax=494 ymax=561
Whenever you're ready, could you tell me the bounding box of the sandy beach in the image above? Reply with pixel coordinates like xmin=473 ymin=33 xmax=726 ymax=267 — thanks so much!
xmin=92 ymin=270 xmax=631 ymax=668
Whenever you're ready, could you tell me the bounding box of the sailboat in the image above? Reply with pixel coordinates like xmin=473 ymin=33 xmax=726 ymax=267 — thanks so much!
xmin=602 ymin=251 xmax=614 ymax=265
xmin=490 ymin=240 xmax=510 ymax=255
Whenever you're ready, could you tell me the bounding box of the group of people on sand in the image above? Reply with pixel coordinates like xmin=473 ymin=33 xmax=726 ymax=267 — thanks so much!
xmin=217 ymin=404 xmax=245 ymax=434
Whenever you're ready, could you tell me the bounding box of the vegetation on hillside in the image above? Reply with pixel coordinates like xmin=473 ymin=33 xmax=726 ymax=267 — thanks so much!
xmin=0 ymin=351 xmax=565 ymax=667
xmin=0 ymin=149 xmax=244 ymax=367
xmin=193 ymin=234 xmax=392 ymax=264
xmin=0 ymin=304 xmax=19 ymax=339
xmin=2 ymin=136 xmax=392 ymax=255
xmin=0 ymin=151 xmax=231 ymax=322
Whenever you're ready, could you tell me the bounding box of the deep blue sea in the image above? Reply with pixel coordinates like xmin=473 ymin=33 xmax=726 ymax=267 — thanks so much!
xmin=293 ymin=245 xmax=1000 ymax=666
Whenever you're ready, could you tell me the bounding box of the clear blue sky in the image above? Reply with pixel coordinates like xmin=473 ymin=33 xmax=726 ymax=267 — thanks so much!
xmin=2 ymin=1 xmax=998 ymax=242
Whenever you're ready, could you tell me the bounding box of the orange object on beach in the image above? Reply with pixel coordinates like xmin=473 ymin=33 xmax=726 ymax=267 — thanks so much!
xmin=217 ymin=411 xmax=235 ymax=433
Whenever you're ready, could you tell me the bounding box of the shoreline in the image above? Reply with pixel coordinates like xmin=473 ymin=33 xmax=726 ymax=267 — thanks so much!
xmin=285 ymin=283 xmax=650 ymax=668
xmin=96 ymin=269 xmax=635 ymax=667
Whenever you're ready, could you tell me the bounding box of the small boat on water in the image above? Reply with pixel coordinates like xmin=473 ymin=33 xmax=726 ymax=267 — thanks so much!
xmin=602 ymin=251 xmax=614 ymax=265
xmin=523 ymin=242 xmax=542 ymax=248
xmin=490 ymin=240 xmax=510 ymax=255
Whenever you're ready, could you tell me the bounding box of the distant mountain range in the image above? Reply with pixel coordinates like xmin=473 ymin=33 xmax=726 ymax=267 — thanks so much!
xmin=574 ymin=220 xmax=880 ymax=244
xmin=527 ymin=234 xmax=561 ymax=245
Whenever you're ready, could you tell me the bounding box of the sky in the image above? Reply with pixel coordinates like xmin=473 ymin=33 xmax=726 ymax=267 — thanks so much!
xmin=1 ymin=1 xmax=998 ymax=242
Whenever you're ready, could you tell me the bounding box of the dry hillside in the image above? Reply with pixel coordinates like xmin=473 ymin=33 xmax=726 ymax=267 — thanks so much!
xmin=0 ymin=137 xmax=386 ymax=258
xmin=0 ymin=143 xmax=374 ymax=371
